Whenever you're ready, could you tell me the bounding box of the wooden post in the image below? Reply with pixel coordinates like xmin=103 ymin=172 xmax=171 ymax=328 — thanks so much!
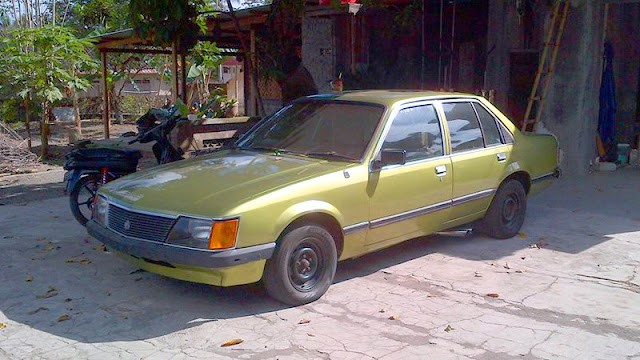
xmin=101 ymin=51 xmax=110 ymax=139
xmin=171 ymin=41 xmax=179 ymax=104
xmin=180 ymin=52 xmax=187 ymax=104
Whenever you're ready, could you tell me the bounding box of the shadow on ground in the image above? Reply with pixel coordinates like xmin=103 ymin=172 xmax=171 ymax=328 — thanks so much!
xmin=0 ymin=169 xmax=638 ymax=344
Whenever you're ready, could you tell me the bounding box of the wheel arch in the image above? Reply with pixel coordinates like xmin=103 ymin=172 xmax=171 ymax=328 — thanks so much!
xmin=277 ymin=212 xmax=345 ymax=259
xmin=502 ymin=171 xmax=531 ymax=194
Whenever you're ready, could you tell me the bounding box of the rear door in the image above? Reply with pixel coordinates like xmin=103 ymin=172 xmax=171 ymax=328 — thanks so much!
xmin=366 ymin=103 xmax=453 ymax=247
xmin=439 ymin=100 xmax=511 ymax=222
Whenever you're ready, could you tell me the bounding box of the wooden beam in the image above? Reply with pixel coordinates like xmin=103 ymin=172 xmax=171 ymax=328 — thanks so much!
xmin=101 ymin=51 xmax=110 ymax=139
xmin=96 ymin=36 xmax=147 ymax=49
xmin=103 ymin=48 xmax=174 ymax=55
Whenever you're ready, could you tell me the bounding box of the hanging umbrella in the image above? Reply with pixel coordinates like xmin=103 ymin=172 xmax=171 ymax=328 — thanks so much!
xmin=598 ymin=41 xmax=616 ymax=161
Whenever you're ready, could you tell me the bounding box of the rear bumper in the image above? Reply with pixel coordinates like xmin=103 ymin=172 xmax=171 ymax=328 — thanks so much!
xmin=87 ymin=220 xmax=275 ymax=269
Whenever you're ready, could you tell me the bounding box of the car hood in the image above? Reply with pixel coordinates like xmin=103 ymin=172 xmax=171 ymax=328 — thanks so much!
xmin=100 ymin=150 xmax=346 ymax=217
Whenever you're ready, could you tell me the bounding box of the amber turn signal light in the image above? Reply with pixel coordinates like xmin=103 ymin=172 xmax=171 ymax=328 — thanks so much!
xmin=208 ymin=219 xmax=239 ymax=250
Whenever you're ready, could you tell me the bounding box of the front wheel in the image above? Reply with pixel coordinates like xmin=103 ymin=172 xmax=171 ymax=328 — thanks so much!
xmin=263 ymin=224 xmax=337 ymax=306
xmin=69 ymin=175 xmax=100 ymax=227
xmin=479 ymin=179 xmax=527 ymax=239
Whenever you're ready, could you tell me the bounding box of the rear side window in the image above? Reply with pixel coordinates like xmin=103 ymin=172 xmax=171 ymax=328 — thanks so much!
xmin=382 ymin=105 xmax=444 ymax=161
xmin=442 ymin=102 xmax=484 ymax=153
xmin=473 ymin=103 xmax=502 ymax=146
xmin=497 ymin=120 xmax=515 ymax=144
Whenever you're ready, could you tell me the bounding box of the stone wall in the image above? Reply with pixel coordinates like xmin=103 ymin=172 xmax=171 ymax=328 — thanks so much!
xmin=302 ymin=16 xmax=335 ymax=94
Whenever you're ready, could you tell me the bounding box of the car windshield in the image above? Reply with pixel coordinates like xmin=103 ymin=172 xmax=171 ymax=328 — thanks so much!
xmin=237 ymin=100 xmax=385 ymax=161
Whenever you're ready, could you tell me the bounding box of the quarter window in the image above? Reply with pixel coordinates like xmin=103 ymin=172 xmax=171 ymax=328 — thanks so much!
xmin=382 ymin=105 xmax=444 ymax=162
xmin=443 ymin=102 xmax=484 ymax=153
xmin=473 ymin=103 xmax=502 ymax=146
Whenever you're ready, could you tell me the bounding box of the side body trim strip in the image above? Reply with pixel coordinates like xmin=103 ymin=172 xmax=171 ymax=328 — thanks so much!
xmin=451 ymin=189 xmax=495 ymax=206
xmin=341 ymin=188 xmax=497 ymax=234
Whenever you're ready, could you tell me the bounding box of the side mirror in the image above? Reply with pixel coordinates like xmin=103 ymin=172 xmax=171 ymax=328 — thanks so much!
xmin=371 ymin=149 xmax=407 ymax=171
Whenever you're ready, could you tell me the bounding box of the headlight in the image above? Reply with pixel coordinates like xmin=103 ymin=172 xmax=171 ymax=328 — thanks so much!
xmin=93 ymin=195 xmax=109 ymax=225
xmin=167 ymin=217 xmax=239 ymax=250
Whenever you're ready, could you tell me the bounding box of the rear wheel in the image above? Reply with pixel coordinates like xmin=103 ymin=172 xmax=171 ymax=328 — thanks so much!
xmin=264 ymin=224 xmax=337 ymax=305
xmin=480 ymin=179 xmax=527 ymax=239
xmin=69 ymin=175 xmax=100 ymax=227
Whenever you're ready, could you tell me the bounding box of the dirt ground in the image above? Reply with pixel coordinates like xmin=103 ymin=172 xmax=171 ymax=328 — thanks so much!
xmin=1 ymin=119 xmax=137 ymax=177
xmin=1 ymin=165 xmax=640 ymax=359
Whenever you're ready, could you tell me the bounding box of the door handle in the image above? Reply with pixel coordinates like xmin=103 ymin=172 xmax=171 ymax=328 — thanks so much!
xmin=435 ymin=165 xmax=447 ymax=176
xmin=497 ymin=152 xmax=507 ymax=162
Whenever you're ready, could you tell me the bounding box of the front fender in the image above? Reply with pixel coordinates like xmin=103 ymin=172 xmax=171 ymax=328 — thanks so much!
xmin=64 ymin=170 xmax=95 ymax=194
xmin=273 ymin=200 xmax=344 ymax=238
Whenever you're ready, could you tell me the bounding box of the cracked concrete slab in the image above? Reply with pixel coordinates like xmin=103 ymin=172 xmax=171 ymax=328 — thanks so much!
xmin=1 ymin=168 xmax=640 ymax=359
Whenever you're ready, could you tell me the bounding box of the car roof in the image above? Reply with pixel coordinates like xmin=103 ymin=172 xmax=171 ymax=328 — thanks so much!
xmin=305 ymin=90 xmax=482 ymax=108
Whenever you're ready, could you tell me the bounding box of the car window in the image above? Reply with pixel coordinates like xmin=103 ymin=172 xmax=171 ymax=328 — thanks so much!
xmin=442 ymin=102 xmax=484 ymax=153
xmin=473 ymin=103 xmax=502 ymax=146
xmin=497 ymin=120 xmax=515 ymax=144
xmin=237 ymin=101 xmax=384 ymax=160
xmin=382 ymin=105 xmax=444 ymax=161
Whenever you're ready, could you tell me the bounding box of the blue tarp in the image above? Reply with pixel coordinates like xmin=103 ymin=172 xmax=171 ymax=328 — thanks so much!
xmin=598 ymin=41 xmax=616 ymax=160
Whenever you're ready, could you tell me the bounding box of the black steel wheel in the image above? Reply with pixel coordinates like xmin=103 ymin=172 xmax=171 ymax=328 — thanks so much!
xmin=69 ymin=175 xmax=100 ymax=227
xmin=264 ymin=224 xmax=337 ymax=305
xmin=479 ymin=179 xmax=527 ymax=239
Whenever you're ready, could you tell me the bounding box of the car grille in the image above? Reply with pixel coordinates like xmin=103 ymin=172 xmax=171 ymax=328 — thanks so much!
xmin=108 ymin=204 xmax=175 ymax=242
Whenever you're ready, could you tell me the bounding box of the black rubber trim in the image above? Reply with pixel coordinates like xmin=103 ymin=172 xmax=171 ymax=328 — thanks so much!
xmin=87 ymin=220 xmax=275 ymax=268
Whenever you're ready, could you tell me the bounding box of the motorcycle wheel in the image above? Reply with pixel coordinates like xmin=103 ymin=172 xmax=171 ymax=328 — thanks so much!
xmin=70 ymin=175 xmax=100 ymax=227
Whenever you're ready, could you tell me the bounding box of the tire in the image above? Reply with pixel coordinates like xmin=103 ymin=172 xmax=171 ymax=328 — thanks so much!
xmin=480 ymin=179 xmax=527 ymax=239
xmin=69 ymin=175 xmax=100 ymax=227
xmin=263 ymin=224 xmax=338 ymax=306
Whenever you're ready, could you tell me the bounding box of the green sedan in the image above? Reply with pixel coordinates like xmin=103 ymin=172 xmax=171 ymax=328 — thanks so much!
xmin=87 ymin=91 xmax=559 ymax=305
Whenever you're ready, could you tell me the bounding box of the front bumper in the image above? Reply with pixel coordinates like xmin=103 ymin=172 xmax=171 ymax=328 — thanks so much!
xmin=87 ymin=220 xmax=275 ymax=269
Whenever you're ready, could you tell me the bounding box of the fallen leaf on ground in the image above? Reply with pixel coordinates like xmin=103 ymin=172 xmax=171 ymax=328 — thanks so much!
xmin=0 ymin=323 xmax=6 ymax=329
xmin=388 ymin=315 xmax=400 ymax=320
xmin=57 ymin=315 xmax=71 ymax=322
xmin=486 ymin=293 xmax=500 ymax=298
xmin=379 ymin=308 xmax=387 ymax=313
xmin=503 ymin=263 xmax=510 ymax=270
xmin=221 ymin=339 xmax=243 ymax=347
xmin=518 ymin=232 xmax=527 ymax=238
xmin=25 ymin=276 xmax=34 ymax=282
xmin=474 ymin=272 xmax=482 ymax=277
xmin=307 ymin=333 xmax=315 ymax=337
xmin=92 ymin=245 xmax=106 ymax=252
xmin=521 ymin=257 xmax=526 ymax=260
xmin=381 ymin=270 xmax=393 ymax=274
xmin=515 ymin=270 xmax=523 ymax=273
xmin=444 ymin=325 xmax=453 ymax=332
xmin=298 ymin=319 xmax=311 ymax=324
xmin=80 ymin=259 xmax=91 ymax=265
xmin=64 ymin=298 xmax=72 ymax=302
xmin=28 ymin=307 xmax=49 ymax=315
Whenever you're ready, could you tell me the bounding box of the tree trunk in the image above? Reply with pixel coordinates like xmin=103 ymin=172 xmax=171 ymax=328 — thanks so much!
xmin=24 ymin=98 xmax=32 ymax=151
xmin=73 ymin=87 xmax=81 ymax=138
xmin=40 ymin=100 xmax=49 ymax=159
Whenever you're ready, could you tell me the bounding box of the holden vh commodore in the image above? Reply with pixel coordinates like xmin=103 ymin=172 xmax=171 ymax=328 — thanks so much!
xmin=87 ymin=91 xmax=559 ymax=305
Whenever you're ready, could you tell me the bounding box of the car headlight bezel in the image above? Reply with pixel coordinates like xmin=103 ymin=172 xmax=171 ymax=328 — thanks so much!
xmin=166 ymin=217 xmax=239 ymax=251
xmin=93 ymin=195 xmax=109 ymax=226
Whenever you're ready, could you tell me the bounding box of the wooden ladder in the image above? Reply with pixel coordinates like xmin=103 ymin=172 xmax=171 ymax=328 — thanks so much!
xmin=522 ymin=0 xmax=570 ymax=132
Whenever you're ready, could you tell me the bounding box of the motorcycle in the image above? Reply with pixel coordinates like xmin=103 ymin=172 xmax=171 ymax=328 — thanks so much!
xmin=63 ymin=107 xmax=186 ymax=226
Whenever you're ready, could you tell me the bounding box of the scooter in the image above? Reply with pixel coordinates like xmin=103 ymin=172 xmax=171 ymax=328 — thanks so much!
xmin=63 ymin=108 xmax=185 ymax=226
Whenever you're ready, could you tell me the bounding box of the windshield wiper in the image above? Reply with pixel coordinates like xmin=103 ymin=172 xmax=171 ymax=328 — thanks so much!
xmin=240 ymin=146 xmax=306 ymax=157
xmin=304 ymin=151 xmax=358 ymax=162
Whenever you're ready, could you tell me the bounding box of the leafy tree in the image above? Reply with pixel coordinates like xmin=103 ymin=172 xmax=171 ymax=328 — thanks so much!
xmin=128 ymin=0 xmax=203 ymax=52
xmin=0 ymin=25 xmax=98 ymax=157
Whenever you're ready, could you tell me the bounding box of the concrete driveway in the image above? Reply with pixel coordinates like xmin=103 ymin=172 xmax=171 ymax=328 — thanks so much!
xmin=1 ymin=168 xmax=640 ymax=359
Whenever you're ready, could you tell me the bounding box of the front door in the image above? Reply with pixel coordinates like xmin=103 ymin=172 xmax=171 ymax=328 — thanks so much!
xmin=366 ymin=103 xmax=453 ymax=248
